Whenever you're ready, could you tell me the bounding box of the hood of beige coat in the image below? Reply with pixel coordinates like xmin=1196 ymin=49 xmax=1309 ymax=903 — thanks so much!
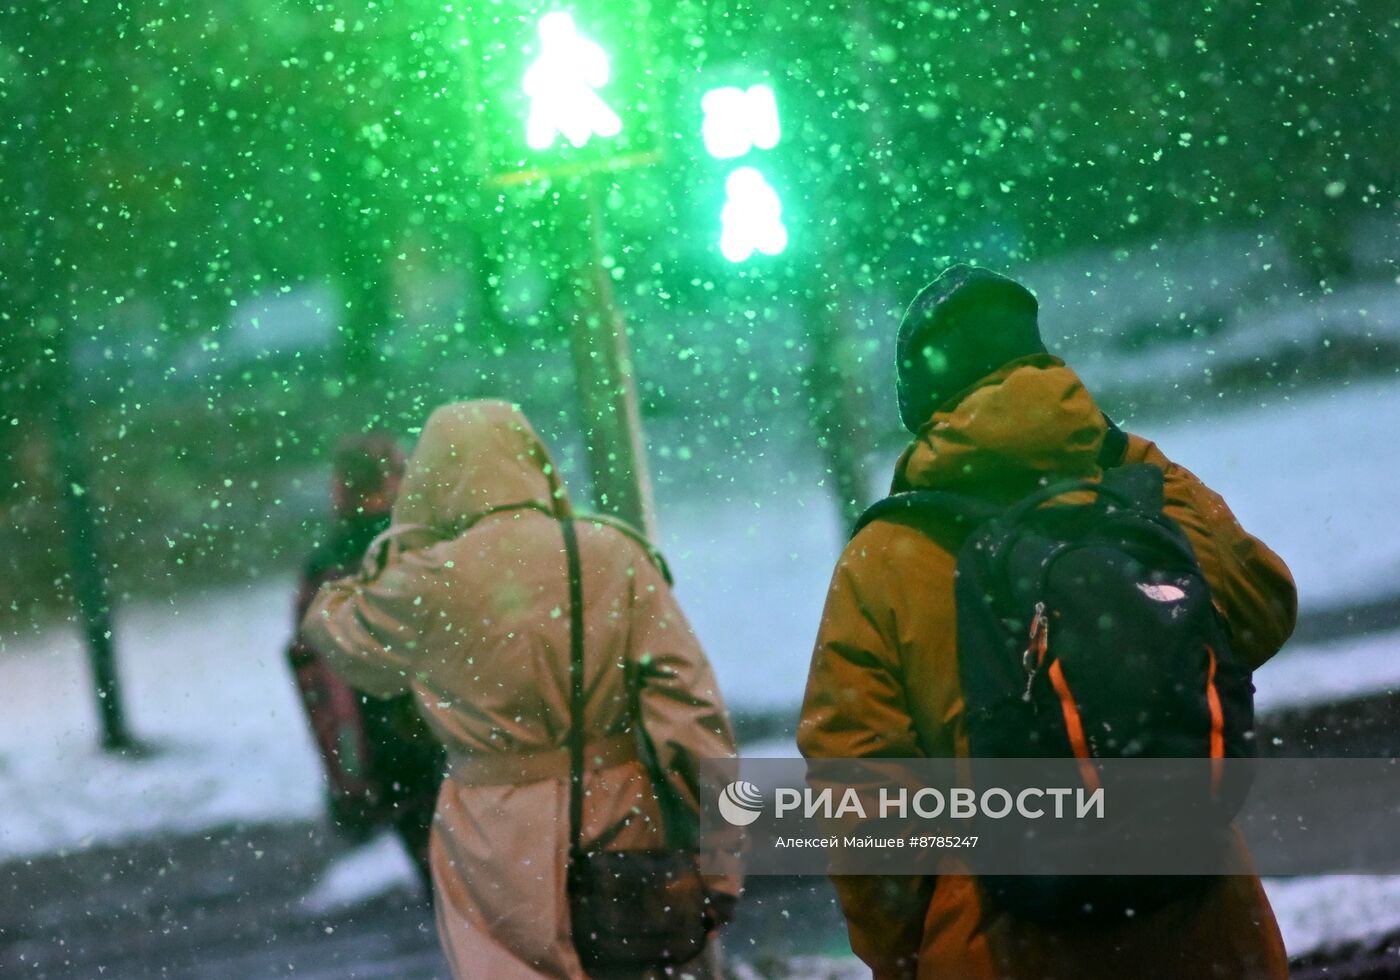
xmin=891 ymin=355 xmax=1107 ymax=502
xmin=391 ymin=400 xmax=572 ymax=538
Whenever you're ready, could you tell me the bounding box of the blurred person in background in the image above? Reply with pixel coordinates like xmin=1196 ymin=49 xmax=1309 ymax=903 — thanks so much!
xmin=303 ymin=400 xmax=739 ymax=979
xmin=287 ymin=433 xmax=444 ymax=891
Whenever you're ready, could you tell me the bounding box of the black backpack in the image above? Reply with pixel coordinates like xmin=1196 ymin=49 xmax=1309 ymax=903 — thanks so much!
xmin=854 ymin=459 xmax=1256 ymax=922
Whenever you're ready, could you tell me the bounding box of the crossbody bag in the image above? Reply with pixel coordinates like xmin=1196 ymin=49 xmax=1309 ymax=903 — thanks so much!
xmin=559 ymin=517 xmax=710 ymax=971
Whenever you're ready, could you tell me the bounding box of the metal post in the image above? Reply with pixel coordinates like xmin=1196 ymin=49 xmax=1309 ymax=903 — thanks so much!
xmin=803 ymin=257 xmax=874 ymax=533
xmin=15 ymin=65 xmax=137 ymax=751
xmin=564 ymin=175 xmax=658 ymax=539
xmin=799 ymin=0 xmax=885 ymax=532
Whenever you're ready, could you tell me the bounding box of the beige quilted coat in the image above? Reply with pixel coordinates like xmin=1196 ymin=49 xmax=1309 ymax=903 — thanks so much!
xmin=305 ymin=400 xmax=737 ymax=979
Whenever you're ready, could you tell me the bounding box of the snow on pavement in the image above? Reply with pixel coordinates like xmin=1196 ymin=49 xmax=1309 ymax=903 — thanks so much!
xmin=0 ymin=577 xmax=322 ymax=858
xmin=299 ymin=830 xmax=424 ymax=916
xmin=1143 ymin=375 xmax=1400 ymax=613
xmin=1255 ymin=627 xmax=1400 ymax=713
xmin=1265 ymin=875 xmax=1400 ymax=958
xmin=659 ymin=474 xmax=844 ymax=713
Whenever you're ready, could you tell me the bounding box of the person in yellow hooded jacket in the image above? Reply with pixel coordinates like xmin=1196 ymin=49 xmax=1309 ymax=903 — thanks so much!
xmin=798 ymin=265 xmax=1297 ymax=980
xmin=303 ymin=400 xmax=738 ymax=979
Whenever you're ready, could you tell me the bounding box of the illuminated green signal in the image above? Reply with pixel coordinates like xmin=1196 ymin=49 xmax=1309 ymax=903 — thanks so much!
xmin=701 ymin=84 xmax=780 ymax=159
xmin=700 ymin=81 xmax=787 ymax=261
xmin=720 ymin=166 xmax=788 ymax=262
xmin=522 ymin=12 xmax=622 ymax=150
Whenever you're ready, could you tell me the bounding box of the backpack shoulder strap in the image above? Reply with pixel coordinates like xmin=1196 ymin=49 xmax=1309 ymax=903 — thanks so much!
xmin=1099 ymin=415 xmax=1129 ymax=470
xmin=852 ymin=490 xmax=1001 ymax=540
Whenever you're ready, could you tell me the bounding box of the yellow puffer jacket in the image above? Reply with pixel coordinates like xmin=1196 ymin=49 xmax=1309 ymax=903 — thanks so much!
xmin=799 ymin=356 xmax=1297 ymax=980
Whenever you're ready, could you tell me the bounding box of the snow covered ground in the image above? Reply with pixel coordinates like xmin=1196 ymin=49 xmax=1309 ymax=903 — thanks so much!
xmin=1265 ymin=875 xmax=1400 ymax=958
xmin=1 ymin=373 xmax=1398 ymax=959
xmin=1026 ymin=224 xmax=1400 ymax=401
xmin=299 ymin=830 xmax=424 ymax=916
xmin=1142 ymin=374 xmax=1400 ymax=612
xmin=0 ymin=579 xmax=324 ymax=857
xmin=1256 ymin=627 xmax=1400 ymax=713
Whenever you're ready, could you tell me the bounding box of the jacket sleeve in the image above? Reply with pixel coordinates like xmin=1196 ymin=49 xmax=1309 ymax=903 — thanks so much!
xmin=627 ymin=553 xmax=737 ymax=800
xmin=799 ymin=540 xmax=923 ymax=760
xmin=288 ymin=568 xmax=325 ymax=667
xmin=797 ymin=539 xmax=931 ymax=980
xmin=624 ymin=547 xmax=740 ymax=897
xmin=301 ymin=544 xmax=443 ymax=698
xmin=1130 ymin=436 xmax=1298 ymax=669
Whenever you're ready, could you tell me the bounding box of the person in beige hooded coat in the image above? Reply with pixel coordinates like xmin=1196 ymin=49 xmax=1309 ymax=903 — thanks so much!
xmin=303 ymin=400 xmax=738 ymax=979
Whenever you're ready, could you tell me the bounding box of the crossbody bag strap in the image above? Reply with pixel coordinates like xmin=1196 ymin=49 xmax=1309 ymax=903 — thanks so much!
xmin=624 ymin=664 xmax=698 ymax=851
xmin=561 ymin=518 xmax=587 ymax=861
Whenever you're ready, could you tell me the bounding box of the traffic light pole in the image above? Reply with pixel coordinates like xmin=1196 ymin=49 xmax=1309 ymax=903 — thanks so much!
xmin=564 ymin=175 xmax=658 ymax=539
xmin=802 ymin=249 xmax=874 ymax=533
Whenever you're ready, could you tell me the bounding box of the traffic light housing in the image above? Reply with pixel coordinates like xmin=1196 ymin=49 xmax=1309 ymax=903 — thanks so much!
xmin=465 ymin=1 xmax=662 ymax=184
xmin=698 ymin=78 xmax=788 ymax=263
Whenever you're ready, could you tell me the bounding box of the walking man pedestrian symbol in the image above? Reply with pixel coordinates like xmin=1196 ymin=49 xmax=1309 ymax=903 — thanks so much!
xmin=523 ymin=12 xmax=623 ymax=151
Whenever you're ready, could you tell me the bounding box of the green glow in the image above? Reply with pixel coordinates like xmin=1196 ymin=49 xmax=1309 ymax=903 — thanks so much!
xmin=522 ymin=12 xmax=622 ymax=150
xmin=719 ymin=166 xmax=788 ymax=262
xmin=701 ymin=84 xmax=781 ymax=160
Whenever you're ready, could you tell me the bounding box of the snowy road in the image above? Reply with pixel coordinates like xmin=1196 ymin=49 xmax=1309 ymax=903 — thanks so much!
xmin=0 ymin=818 xmax=1395 ymax=979
xmin=0 ymin=822 xmax=852 ymax=980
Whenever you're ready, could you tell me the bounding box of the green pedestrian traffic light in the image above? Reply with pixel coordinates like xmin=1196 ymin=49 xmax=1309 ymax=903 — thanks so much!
xmin=699 ymin=82 xmax=787 ymax=262
xmin=523 ymin=12 xmax=623 ymax=151
xmin=465 ymin=1 xmax=661 ymax=185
